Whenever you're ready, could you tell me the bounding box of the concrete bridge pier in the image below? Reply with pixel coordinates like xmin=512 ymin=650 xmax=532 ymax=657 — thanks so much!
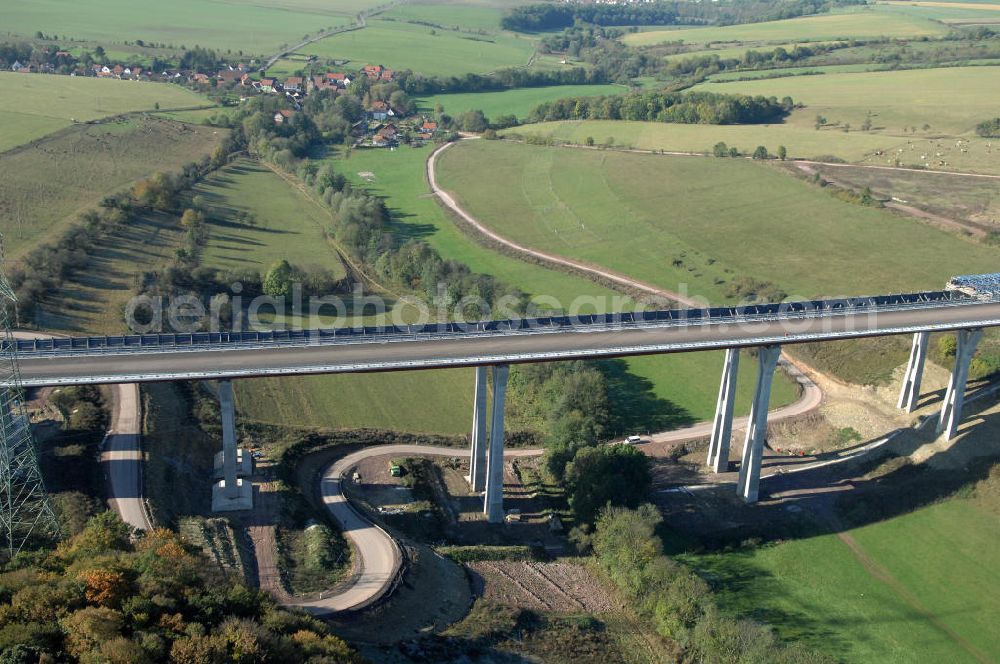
xmin=898 ymin=331 xmax=930 ymax=412
xmin=707 ymin=348 xmax=740 ymax=473
xmin=484 ymin=364 xmax=510 ymax=524
xmin=938 ymin=328 xmax=983 ymax=440
xmin=212 ymin=379 xmax=253 ymax=512
xmin=737 ymin=345 xmax=782 ymax=504
xmin=468 ymin=366 xmax=488 ymax=492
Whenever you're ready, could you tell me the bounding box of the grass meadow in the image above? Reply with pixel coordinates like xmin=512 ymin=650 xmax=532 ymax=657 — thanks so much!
xmin=506 ymin=119 xmax=909 ymax=162
xmin=0 ymin=72 xmax=210 ymax=152
xmin=0 ymin=117 xmax=224 ymax=260
xmin=696 ymin=65 xmax=1000 ymax=135
xmin=0 ymin=0 xmax=374 ymax=54
xmin=417 ymin=84 xmax=628 ymax=121
xmin=192 ymin=159 xmax=347 ymax=280
xmin=625 ymin=8 xmax=949 ymax=46
xmin=299 ymin=19 xmax=537 ymax=77
xmin=436 ymin=140 xmax=1000 ymax=302
xmin=236 ymin=143 xmax=798 ymax=434
xmin=682 ymin=474 xmax=1000 ymax=662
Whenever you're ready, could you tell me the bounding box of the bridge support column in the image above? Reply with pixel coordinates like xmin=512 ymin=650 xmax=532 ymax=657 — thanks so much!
xmin=212 ymin=380 xmax=253 ymax=512
xmin=938 ymin=328 xmax=982 ymax=440
xmin=484 ymin=364 xmax=509 ymax=524
xmin=737 ymin=345 xmax=781 ymax=504
xmin=897 ymin=331 xmax=929 ymax=412
xmin=707 ymin=348 xmax=740 ymax=473
xmin=468 ymin=366 xmax=488 ymax=492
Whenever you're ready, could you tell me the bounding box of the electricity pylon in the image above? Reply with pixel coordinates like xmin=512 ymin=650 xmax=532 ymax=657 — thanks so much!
xmin=0 ymin=243 xmax=58 ymax=557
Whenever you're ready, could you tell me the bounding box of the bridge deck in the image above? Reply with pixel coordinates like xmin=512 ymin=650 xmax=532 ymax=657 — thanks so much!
xmin=9 ymin=291 xmax=1000 ymax=387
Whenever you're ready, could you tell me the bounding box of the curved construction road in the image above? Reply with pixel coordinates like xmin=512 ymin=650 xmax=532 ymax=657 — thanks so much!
xmin=288 ymin=444 xmax=542 ymax=614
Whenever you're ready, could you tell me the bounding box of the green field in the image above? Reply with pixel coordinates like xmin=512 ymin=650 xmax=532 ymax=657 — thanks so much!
xmin=381 ymin=3 xmax=508 ymax=31
xmin=235 ymin=369 xmax=475 ymax=434
xmin=299 ymin=18 xmax=537 ymax=77
xmin=510 ymin=119 xmax=1000 ymax=175
xmin=695 ymin=65 xmax=1000 ymax=135
xmin=436 ymin=140 xmax=1000 ymax=303
xmin=192 ymin=159 xmax=347 ymax=280
xmin=0 ymin=0 xmax=375 ymax=54
xmin=878 ymin=0 xmax=1000 ymax=23
xmin=417 ymin=84 xmax=628 ymax=121
xmin=0 ymin=72 xmax=210 ymax=152
xmin=235 ymin=143 xmax=797 ymax=433
xmin=625 ymin=8 xmax=949 ymax=46
xmin=0 ymin=117 xmax=224 ymax=261
xmin=507 ymin=119 xmax=910 ymax=162
xmin=685 ymin=483 xmax=1000 ymax=662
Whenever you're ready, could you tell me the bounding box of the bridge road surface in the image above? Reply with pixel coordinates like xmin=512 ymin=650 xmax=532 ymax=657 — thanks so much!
xmin=102 ymin=383 xmax=152 ymax=531
xmin=288 ymin=445 xmax=542 ymax=615
xmin=13 ymin=301 xmax=1000 ymax=386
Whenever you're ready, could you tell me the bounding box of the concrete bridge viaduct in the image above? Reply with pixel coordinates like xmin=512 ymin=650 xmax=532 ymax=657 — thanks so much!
xmin=8 ymin=279 xmax=1000 ymax=518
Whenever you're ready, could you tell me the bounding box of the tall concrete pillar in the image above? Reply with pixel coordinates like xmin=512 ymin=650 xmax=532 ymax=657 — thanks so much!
xmin=897 ymin=331 xmax=929 ymax=412
xmin=938 ymin=328 xmax=983 ymax=440
xmin=212 ymin=379 xmax=253 ymax=511
xmin=484 ymin=364 xmax=510 ymax=523
xmin=469 ymin=366 xmax=488 ymax=492
xmin=707 ymin=348 xmax=740 ymax=473
xmin=737 ymin=345 xmax=781 ymax=504
xmin=219 ymin=379 xmax=239 ymax=498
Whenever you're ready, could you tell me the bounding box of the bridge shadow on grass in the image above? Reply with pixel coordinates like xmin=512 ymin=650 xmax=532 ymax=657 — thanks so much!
xmin=663 ymin=389 xmax=1000 ymax=553
xmin=596 ymin=359 xmax=695 ymax=436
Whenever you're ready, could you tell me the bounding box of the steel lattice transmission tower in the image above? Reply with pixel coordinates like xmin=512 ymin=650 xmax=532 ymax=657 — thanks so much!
xmin=0 ymin=244 xmax=58 ymax=557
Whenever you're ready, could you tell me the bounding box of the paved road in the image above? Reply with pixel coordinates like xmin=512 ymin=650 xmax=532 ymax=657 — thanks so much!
xmin=13 ymin=332 xmax=150 ymax=530
xmin=649 ymin=358 xmax=823 ymax=445
xmin=288 ymin=444 xmax=542 ymax=614
xmin=102 ymin=383 xmax=152 ymax=531
xmin=15 ymin=302 xmax=1000 ymax=387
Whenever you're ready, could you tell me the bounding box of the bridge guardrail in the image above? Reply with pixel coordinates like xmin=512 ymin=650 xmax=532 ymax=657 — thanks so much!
xmin=9 ymin=290 xmax=982 ymax=359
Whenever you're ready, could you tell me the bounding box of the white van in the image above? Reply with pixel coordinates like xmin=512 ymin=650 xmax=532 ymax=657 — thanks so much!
xmin=627 ymin=435 xmax=643 ymax=445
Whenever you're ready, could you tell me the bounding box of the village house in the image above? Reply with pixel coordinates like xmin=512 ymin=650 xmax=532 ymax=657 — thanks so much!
xmin=283 ymin=76 xmax=303 ymax=93
xmin=368 ymin=100 xmax=394 ymax=121
xmin=217 ymin=69 xmax=242 ymax=84
xmin=372 ymin=123 xmax=398 ymax=147
xmin=362 ymin=64 xmax=394 ymax=81
xmin=273 ymin=109 xmax=295 ymax=124
xmin=259 ymin=78 xmax=276 ymax=93
xmin=326 ymin=72 xmax=351 ymax=88
xmin=191 ymin=72 xmax=211 ymax=85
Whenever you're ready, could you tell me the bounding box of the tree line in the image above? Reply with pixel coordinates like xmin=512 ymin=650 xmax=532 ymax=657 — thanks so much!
xmin=0 ymin=511 xmax=363 ymax=662
xmin=501 ymin=0 xmax=854 ymax=32
xmin=526 ymin=90 xmax=792 ymax=125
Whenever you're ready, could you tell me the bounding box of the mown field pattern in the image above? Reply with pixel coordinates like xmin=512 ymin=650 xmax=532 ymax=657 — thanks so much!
xmin=236 ymin=144 xmax=797 ymax=433
xmin=417 ymin=84 xmax=628 ymax=121
xmin=685 ymin=491 xmax=1000 ymax=662
xmin=0 ymin=72 xmax=210 ymax=152
xmin=0 ymin=117 xmax=224 ymax=260
xmin=0 ymin=0 xmax=371 ymax=54
xmin=300 ymin=19 xmax=536 ymax=77
xmin=625 ymin=9 xmax=949 ymax=46
xmin=193 ymin=159 xmax=347 ymax=279
xmin=697 ymin=66 xmax=1000 ymax=135
xmin=437 ymin=140 xmax=1000 ymax=302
